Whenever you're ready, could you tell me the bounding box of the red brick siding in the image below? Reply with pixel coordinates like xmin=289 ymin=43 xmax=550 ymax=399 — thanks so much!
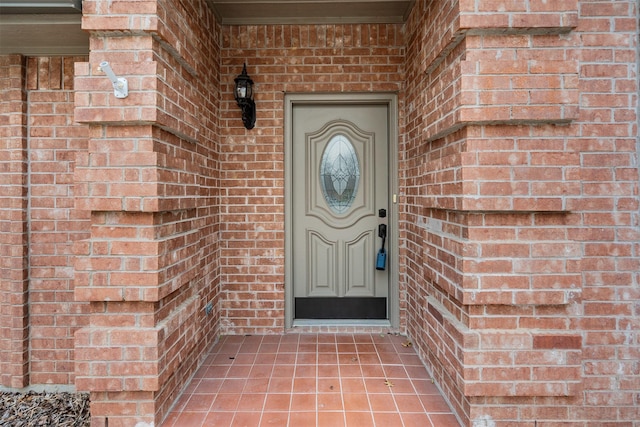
xmin=219 ymin=24 xmax=405 ymax=334
xmin=74 ymin=0 xmax=223 ymax=425
xmin=0 ymin=55 xmax=30 ymax=389
xmin=26 ymin=57 xmax=92 ymax=386
xmin=404 ymin=0 xmax=639 ymax=425
xmin=0 ymin=55 xmax=90 ymax=389
xmin=0 ymin=0 xmax=637 ymax=426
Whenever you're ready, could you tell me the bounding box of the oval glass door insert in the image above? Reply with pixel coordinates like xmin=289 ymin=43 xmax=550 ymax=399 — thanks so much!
xmin=320 ymin=134 xmax=360 ymax=214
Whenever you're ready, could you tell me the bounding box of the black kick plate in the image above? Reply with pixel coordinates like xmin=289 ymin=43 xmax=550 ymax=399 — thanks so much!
xmin=295 ymin=297 xmax=387 ymax=319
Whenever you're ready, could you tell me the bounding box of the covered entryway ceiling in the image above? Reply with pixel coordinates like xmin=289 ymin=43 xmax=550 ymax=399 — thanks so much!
xmin=0 ymin=0 xmax=414 ymax=55
xmin=207 ymin=0 xmax=415 ymax=24
xmin=0 ymin=0 xmax=86 ymax=55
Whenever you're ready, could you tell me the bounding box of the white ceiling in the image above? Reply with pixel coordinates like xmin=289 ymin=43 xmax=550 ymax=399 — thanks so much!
xmin=0 ymin=0 xmax=414 ymax=55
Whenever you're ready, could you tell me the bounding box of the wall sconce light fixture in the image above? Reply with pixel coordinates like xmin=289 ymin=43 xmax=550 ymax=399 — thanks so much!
xmin=99 ymin=61 xmax=128 ymax=98
xmin=234 ymin=63 xmax=256 ymax=129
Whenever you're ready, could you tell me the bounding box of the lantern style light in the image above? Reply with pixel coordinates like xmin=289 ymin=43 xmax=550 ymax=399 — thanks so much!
xmin=234 ymin=63 xmax=256 ymax=129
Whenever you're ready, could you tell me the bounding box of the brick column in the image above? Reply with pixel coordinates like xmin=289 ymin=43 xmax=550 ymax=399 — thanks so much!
xmin=0 ymin=55 xmax=30 ymax=389
xmin=73 ymin=1 xmax=221 ymax=425
xmin=404 ymin=0 xmax=588 ymax=424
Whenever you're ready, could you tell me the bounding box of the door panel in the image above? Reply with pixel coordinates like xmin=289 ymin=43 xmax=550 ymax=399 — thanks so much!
xmin=345 ymin=231 xmax=374 ymax=296
xmin=307 ymin=231 xmax=336 ymax=297
xmin=293 ymin=103 xmax=389 ymax=319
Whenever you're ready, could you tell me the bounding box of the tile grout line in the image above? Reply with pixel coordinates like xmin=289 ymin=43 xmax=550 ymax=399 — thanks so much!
xmin=375 ymin=333 xmax=403 ymax=425
xmin=167 ymin=333 xmax=459 ymax=427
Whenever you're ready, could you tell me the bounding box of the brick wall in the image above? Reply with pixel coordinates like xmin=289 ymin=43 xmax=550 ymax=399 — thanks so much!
xmin=73 ymin=0 xmax=223 ymax=425
xmin=0 ymin=55 xmax=90 ymax=389
xmin=0 ymin=55 xmax=30 ymax=389
xmin=1 ymin=0 xmax=638 ymax=426
xmin=403 ymin=0 xmax=639 ymax=425
xmin=219 ymin=24 xmax=405 ymax=334
xmin=26 ymin=57 xmax=92 ymax=386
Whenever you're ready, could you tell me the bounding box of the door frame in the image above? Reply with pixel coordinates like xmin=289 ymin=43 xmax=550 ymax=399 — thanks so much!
xmin=284 ymin=93 xmax=399 ymax=329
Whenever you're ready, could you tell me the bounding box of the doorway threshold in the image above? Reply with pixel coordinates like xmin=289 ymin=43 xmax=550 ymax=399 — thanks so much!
xmin=294 ymin=319 xmax=390 ymax=327
xmin=289 ymin=319 xmax=399 ymax=334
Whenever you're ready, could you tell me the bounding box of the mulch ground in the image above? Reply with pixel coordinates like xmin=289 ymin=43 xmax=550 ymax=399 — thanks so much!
xmin=0 ymin=392 xmax=90 ymax=427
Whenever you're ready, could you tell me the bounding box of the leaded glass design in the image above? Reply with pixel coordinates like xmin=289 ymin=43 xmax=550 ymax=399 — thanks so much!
xmin=320 ymin=134 xmax=360 ymax=214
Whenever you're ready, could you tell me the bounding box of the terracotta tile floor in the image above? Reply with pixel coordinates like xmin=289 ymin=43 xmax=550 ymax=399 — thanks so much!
xmin=164 ymin=333 xmax=460 ymax=427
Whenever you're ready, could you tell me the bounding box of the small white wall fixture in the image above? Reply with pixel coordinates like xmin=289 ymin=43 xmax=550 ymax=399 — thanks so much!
xmin=99 ymin=61 xmax=128 ymax=99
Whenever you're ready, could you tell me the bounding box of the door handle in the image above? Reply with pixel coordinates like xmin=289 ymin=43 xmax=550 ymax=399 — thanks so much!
xmin=378 ymin=224 xmax=387 ymax=239
xmin=376 ymin=224 xmax=387 ymax=270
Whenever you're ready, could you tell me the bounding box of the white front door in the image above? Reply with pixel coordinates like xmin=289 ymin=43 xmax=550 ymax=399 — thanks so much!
xmin=292 ymin=103 xmax=389 ymax=319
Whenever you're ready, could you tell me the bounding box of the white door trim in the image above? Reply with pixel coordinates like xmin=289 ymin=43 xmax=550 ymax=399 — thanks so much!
xmin=284 ymin=93 xmax=399 ymax=329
